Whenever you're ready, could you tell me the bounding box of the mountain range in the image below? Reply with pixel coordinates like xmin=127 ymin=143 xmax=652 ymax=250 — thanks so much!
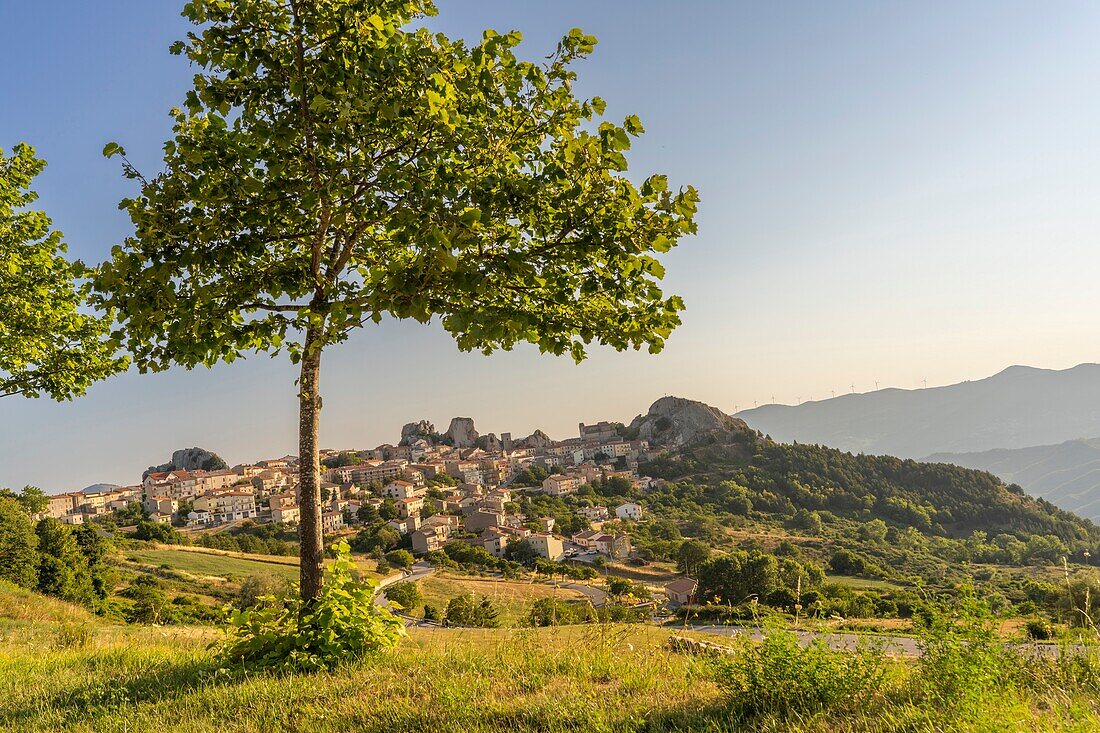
xmin=736 ymin=363 xmax=1100 ymax=522
xmin=927 ymin=439 xmax=1100 ymax=522
xmin=736 ymin=364 xmax=1100 ymax=459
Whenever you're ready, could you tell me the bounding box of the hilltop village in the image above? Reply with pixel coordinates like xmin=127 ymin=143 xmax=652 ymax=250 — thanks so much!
xmin=39 ymin=415 xmax=670 ymax=567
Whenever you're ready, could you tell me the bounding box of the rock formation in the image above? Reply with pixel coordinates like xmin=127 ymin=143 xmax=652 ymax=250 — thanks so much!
xmin=515 ymin=429 xmax=553 ymax=450
xmin=144 ymin=447 xmax=228 ymax=478
xmin=628 ymin=397 xmax=750 ymax=449
xmin=399 ymin=420 xmax=436 ymax=446
xmin=445 ymin=417 xmax=479 ymax=448
xmin=478 ymin=433 xmax=502 ymax=452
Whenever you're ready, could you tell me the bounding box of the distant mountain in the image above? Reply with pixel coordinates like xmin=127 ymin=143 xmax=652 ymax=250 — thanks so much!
xmin=80 ymin=484 xmax=120 ymax=495
xmin=736 ymin=364 xmax=1100 ymax=459
xmin=928 ymin=439 xmax=1100 ymax=522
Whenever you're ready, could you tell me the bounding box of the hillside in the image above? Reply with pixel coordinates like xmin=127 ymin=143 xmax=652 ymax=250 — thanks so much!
xmin=643 ymin=437 xmax=1100 ymax=547
xmin=735 ymin=363 xmax=1100 ymax=458
xmin=928 ymin=438 xmax=1100 ymax=523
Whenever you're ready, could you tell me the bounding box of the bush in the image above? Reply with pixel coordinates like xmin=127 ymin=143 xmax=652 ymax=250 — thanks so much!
xmin=384 ymin=549 xmax=414 ymax=570
xmin=913 ymin=592 xmax=1022 ymax=724
xmin=129 ymin=521 xmax=186 ymax=545
xmin=528 ymin=597 xmax=593 ymax=626
xmin=215 ymin=542 xmax=405 ymax=672
xmin=712 ymin=629 xmax=889 ymax=720
xmin=383 ymin=580 xmax=422 ymax=611
xmin=1025 ymin=618 xmax=1054 ymax=641
xmin=237 ymin=574 xmax=292 ymax=610
xmin=121 ymin=576 xmax=172 ymax=624
xmin=443 ymin=594 xmax=500 ymax=628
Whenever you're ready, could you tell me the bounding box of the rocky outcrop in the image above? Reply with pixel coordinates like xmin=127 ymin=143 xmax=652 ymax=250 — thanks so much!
xmin=515 ymin=429 xmax=553 ymax=450
xmin=628 ymin=397 xmax=750 ymax=449
xmin=477 ymin=433 xmax=502 ymax=453
xmin=144 ymin=447 xmax=228 ymax=478
xmin=666 ymin=635 xmax=736 ymax=657
xmin=399 ymin=420 xmax=436 ymax=446
xmin=445 ymin=417 xmax=479 ymax=448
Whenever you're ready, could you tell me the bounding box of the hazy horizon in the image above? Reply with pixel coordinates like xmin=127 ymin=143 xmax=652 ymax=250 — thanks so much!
xmin=4 ymin=1 xmax=1100 ymax=491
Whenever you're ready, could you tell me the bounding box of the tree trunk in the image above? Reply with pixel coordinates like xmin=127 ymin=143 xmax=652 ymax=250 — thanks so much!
xmin=298 ymin=327 xmax=325 ymax=602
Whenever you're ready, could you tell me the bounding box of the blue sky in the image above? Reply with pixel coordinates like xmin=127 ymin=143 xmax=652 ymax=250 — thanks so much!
xmin=4 ymin=1 xmax=1100 ymax=490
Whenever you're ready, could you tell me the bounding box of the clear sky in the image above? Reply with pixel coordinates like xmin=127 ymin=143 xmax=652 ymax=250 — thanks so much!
xmin=3 ymin=1 xmax=1100 ymax=491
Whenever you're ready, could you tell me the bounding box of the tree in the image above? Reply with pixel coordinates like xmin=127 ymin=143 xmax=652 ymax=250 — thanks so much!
xmin=791 ymin=508 xmax=823 ymax=535
xmin=697 ymin=550 xmax=780 ymax=606
xmin=384 ymin=549 xmax=414 ymax=570
xmin=0 ymin=144 xmax=125 ymax=400
xmin=123 ymin=575 xmax=171 ymax=624
xmin=130 ymin=520 xmax=186 ymax=544
xmin=675 ymin=539 xmax=710 ymax=578
xmin=0 ymin=496 xmax=38 ymax=588
xmin=15 ymin=486 xmax=49 ymax=516
xmin=35 ymin=517 xmax=96 ymax=605
xmin=504 ymin=538 xmax=541 ymax=567
xmin=94 ymin=0 xmax=697 ymax=601
xmin=378 ymin=499 xmax=398 ymax=522
xmin=858 ymin=519 xmax=888 ymax=544
xmin=356 ymin=503 xmax=380 ymax=525
xmin=383 ymin=580 xmax=422 ymax=610
xmin=72 ymin=522 xmax=112 ymax=603
xmin=444 ymin=594 xmax=500 ymax=628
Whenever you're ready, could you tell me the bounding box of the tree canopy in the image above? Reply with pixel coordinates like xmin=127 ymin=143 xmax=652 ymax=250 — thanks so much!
xmin=95 ymin=0 xmax=697 ymax=370
xmin=93 ymin=0 xmax=697 ymax=599
xmin=0 ymin=144 xmax=125 ymax=400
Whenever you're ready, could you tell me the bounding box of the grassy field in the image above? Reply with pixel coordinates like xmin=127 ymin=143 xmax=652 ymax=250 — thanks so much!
xmin=825 ymin=574 xmax=904 ymax=590
xmin=124 ymin=548 xmax=302 ymax=583
xmin=3 ymin=582 xmax=1100 ymax=732
xmin=414 ymin=573 xmax=591 ymax=625
xmin=122 ymin=545 xmax=382 ymax=582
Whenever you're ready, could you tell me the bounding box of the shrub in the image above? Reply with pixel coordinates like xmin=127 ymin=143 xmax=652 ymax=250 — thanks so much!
xmin=215 ymin=542 xmax=405 ymax=672
xmin=129 ymin=521 xmax=186 ymax=545
xmin=443 ymin=594 xmax=500 ymax=628
xmin=1025 ymin=618 xmax=1054 ymax=641
xmin=384 ymin=549 xmax=414 ymax=570
xmin=237 ymin=574 xmax=292 ymax=610
xmin=383 ymin=580 xmax=422 ymax=611
xmin=528 ymin=597 xmax=593 ymax=626
xmin=122 ymin=576 xmax=172 ymax=624
xmin=913 ymin=593 xmax=1021 ymax=723
xmin=712 ymin=629 xmax=889 ymax=720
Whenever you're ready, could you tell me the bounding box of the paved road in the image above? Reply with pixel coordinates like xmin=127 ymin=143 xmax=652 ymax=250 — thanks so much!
xmin=683 ymin=624 xmax=1086 ymax=659
xmin=373 ymin=561 xmax=435 ymax=614
xmin=686 ymin=624 xmax=921 ymax=656
xmin=564 ymin=582 xmax=609 ymax=607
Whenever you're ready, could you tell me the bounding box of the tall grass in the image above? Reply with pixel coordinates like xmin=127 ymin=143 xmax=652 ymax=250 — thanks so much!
xmin=2 ymin=583 xmax=1100 ymax=732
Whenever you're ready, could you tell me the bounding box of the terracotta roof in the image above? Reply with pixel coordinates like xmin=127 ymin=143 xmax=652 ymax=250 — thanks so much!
xmin=665 ymin=578 xmax=698 ymax=594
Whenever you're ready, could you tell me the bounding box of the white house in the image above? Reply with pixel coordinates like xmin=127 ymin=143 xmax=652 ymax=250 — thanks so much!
xmin=615 ymin=502 xmax=644 ymax=521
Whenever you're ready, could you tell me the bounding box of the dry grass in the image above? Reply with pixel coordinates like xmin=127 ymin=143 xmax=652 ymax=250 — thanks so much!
xmin=3 ymin=582 xmax=1099 ymax=732
xmin=416 ymin=573 xmax=591 ymax=624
